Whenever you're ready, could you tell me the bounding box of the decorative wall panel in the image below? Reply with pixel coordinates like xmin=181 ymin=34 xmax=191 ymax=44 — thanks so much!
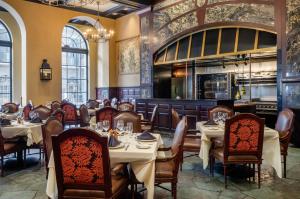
xmin=153 ymin=0 xmax=183 ymax=11
xmin=286 ymin=0 xmax=300 ymax=71
xmin=205 ymin=3 xmax=275 ymax=27
xmin=197 ymin=0 xmax=205 ymax=7
xmin=116 ymin=37 xmax=140 ymax=74
xmin=207 ymin=0 xmax=273 ymax=4
xmin=153 ymin=0 xmax=197 ymax=30
xmin=157 ymin=11 xmax=198 ymax=46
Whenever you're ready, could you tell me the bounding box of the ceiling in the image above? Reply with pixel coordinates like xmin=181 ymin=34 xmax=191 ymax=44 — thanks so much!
xmin=27 ymin=0 xmax=153 ymax=19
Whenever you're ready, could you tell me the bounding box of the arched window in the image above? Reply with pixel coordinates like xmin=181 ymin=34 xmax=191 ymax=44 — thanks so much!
xmin=0 ymin=21 xmax=12 ymax=105
xmin=62 ymin=26 xmax=88 ymax=106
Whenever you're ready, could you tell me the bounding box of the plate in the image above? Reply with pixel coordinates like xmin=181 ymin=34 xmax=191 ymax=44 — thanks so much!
xmin=136 ymin=144 xmax=151 ymax=149
xmin=109 ymin=143 xmax=125 ymax=149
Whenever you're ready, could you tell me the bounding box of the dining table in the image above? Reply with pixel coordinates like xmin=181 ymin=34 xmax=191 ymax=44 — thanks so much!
xmin=46 ymin=131 xmax=163 ymax=199
xmin=196 ymin=121 xmax=282 ymax=178
xmin=1 ymin=120 xmax=43 ymax=146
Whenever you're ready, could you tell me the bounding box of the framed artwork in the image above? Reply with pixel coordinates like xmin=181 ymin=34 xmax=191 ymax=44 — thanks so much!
xmin=116 ymin=36 xmax=140 ymax=75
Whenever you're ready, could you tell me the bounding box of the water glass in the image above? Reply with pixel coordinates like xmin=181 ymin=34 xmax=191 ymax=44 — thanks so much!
xmin=103 ymin=120 xmax=110 ymax=132
xmin=127 ymin=122 xmax=133 ymax=137
xmin=116 ymin=120 xmax=124 ymax=131
xmin=96 ymin=122 xmax=103 ymax=132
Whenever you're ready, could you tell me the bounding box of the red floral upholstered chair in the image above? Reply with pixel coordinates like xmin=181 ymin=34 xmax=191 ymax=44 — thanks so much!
xmin=117 ymin=102 xmax=134 ymax=112
xmin=51 ymin=128 xmax=129 ymax=198
xmin=23 ymin=104 xmax=33 ymax=121
xmin=275 ymin=108 xmax=295 ymax=178
xmin=95 ymin=107 xmax=119 ymax=130
xmin=2 ymin=103 xmax=19 ymax=113
xmin=210 ymin=113 xmax=265 ymax=188
xmin=51 ymin=108 xmax=65 ymax=126
xmin=51 ymin=101 xmax=61 ymax=112
xmin=61 ymin=102 xmax=79 ymax=127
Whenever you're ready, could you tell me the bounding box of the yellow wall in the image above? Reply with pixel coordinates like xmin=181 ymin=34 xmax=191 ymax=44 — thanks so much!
xmin=3 ymin=0 xmax=116 ymax=105
xmin=0 ymin=11 xmax=22 ymax=103
xmin=115 ymin=13 xmax=141 ymax=87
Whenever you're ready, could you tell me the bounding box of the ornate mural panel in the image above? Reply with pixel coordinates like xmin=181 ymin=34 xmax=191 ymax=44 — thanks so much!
xmin=207 ymin=0 xmax=273 ymax=4
xmin=287 ymin=0 xmax=300 ymax=71
xmin=156 ymin=11 xmax=198 ymax=46
xmin=153 ymin=0 xmax=197 ymax=30
xmin=197 ymin=0 xmax=205 ymax=7
xmin=205 ymin=3 xmax=275 ymax=27
xmin=116 ymin=37 xmax=140 ymax=74
xmin=153 ymin=0 xmax=183 ymax=11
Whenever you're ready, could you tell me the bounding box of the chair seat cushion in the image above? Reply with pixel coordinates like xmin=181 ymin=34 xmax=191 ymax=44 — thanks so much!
xmin=155 ymin=161 xmax=174 ymax=178
xmin=183 ymin=137 xmax=201 ymax=150
xmin=212 ymin=148 xmax=260 ymax=163
xmin=63 ymin=176 xmax=128 ymax=199
xmin=3 ymin=142 xmax=24 ymax=155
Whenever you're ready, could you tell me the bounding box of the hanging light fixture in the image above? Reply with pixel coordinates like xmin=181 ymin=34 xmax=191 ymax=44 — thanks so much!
xmin=82 ymin=0 xmax=114 ymax=43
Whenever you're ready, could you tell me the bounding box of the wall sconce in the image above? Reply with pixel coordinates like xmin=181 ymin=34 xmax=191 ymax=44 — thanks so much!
xmin=40 ymin=59 xmax=52 ymax=80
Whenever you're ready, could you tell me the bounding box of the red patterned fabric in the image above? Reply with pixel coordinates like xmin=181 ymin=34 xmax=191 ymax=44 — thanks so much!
xmin=60 ymin=135 xmax=104 ymax=184
xmin=229 ymin=119 xmax=260 ymax=152
xmin=62 ymin=104 xmax=77 ymax=122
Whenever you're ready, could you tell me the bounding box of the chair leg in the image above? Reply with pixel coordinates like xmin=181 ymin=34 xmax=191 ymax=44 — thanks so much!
xmin=252 ymin=164 xmax=255 ymax=182
xmin=283 ymin=155 xmax=287 ymax=178
xmin=1 ymin=155 xmax=4 ymax=177
xmin=171 ymin=182 xmax=177 ymax=199
xmin=224 ymin=165 xmax=227 ymax=189
xmin=258 ymin=164 xmax=261 ymax=189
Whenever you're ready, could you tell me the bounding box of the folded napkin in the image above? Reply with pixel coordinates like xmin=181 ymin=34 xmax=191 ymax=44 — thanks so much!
xmin=0 ymin=118 xmax=11 ymax=126
xmin=137 ymin=131 xmax=156 ymax=140
xmin=108 ymin=135 xmax=121 ymax=147
xmin=203 ymin=120 xmax=218 ymax=126
xmin=30 ymin=117 xmax=43 ymax=123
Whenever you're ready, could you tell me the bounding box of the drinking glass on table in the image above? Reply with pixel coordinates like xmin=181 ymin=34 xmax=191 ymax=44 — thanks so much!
xmin=127 ymin=122 xmax=133 ymax=137
xmin=116 ymin=119 xmax=124 ymax=131
xmin=213 ymin=113 xmax=219 ymax=124
xmin=96 ymin=122 xmax=103 ymax=132
xmin=103 ymin=120 xmax=110 ymax=132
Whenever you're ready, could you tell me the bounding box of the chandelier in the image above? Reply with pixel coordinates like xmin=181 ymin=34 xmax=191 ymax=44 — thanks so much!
xmin=38 ymin=0 xmax=114 ymax=42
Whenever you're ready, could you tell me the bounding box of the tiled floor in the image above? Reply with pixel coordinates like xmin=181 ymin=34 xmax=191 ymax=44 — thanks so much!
xmin=1 ymin=134 xmax=300 ymax=199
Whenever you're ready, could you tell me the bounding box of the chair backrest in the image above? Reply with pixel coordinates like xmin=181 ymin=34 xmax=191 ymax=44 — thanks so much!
xmin=103 ymin=99 xmax=111 ymax=107
xmin=86 ymin=99 xmax=100 ymax=109
xmin=224 ymin=113 xmax=265 ymax=160
xmin=61 ymin=102 xmax=78 ymax=123
xmin=208 ymin=105 xmax=234 ymax=121
xmin=51 ymin=108 xmax=65 ymax=125
xmin=51 ymin=101 xmax=61 ymax=112
xmin=23 ymin=104 xmax=33 ymax=121
xmin=171 ymin=108 xmax=181 ymax=129
xmin=150 ymin=104 xmax=158 ymax=123
xmin=0 ymin=130 xmax=5 ymax=155
xmin=79 ymin=104 xmax=90 ymax=125
xmin=42 ymin=117 xmax=64 ymax=168
xmin=113 ymin=111 xmax=141 ymax=133
xmin=29 ymin=105 xmax=51 ymax=120
xmin=171 ymin=116 xmax=187 ymax=155
xmin=95 ymin=107 xmax=119 ymax=129
xmin=2 ymin=103 xmax=19 ymax=113
xmin=118 ymin=102 xmax=134 ymax=112
xmin=52 ymin=128 xmax=112 ymax=197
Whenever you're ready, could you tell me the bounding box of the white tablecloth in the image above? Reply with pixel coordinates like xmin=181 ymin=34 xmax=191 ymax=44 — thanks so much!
xmin=3 ymin=113 xmax=19 ymax=120
xmin=1 ymin=121 xmax=43 ymax=146
xmin=46 ymin=133 xmax=163 ymax=199
xmin=197 ymin=121 xmax=282 ymax=178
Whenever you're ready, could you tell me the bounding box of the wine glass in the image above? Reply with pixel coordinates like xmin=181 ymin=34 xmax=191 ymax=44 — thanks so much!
xmin=96 ymin=122 xmax=103 ymax=132
xmin=213 ymin=112 xmax=219 ymax=124
xmin=103 ymin=120 xmax=110 ymax=132
xmin=127 ymin=122 xmax=133 ymax=137
xmin=116 ymin=120 xmax=124 ymax=131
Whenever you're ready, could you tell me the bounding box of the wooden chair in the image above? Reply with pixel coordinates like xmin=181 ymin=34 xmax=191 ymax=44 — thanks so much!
xmin=154 ymin=116 xmax=187 ymax=199
xmin=95 ymin=107 xmax=119 ymax=130
xmin=51 ymin=108 xmax=65 ymax=126
xmin=50 ymin=101 xmax=61 ymax=112
xmin=51 ymin=128 xmax=129 ymax=199
xmin=29 ymin=105 xmax=51 ymax=120
xmin=42 ymin=117 xmax=63 ymax=178
xmin=275 ymin=108 xmax=295 ymax=178
xmin=61 ymin=102 xmax=79 ymax=127
xmin=0 ymin=130 xmax=26 ymax=176
xmin=87 ymin=99 xmax=100 ymax=109
xmin=23 ymin=104 xmax=33 ymax=121
xmin=141 ymin=104 xmax=158 ymax=132
xmin=210 ymin=113 xmax=265 ymax=188
xmin=2 ymin=103 xmax=19 ymax=113
xmin=117 ymin=102 xmax=134 ymax=112
xmin=103 ymin=99 xmax=111 ymax=107
xmin=113 ymin=111 xmax=141 ymax=133
xmin=79 ymin=104 xmax=90 ymax=127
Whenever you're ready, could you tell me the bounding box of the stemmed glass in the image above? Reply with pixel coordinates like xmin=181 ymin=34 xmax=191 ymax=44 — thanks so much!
xmin=213 ymin=113 xmax=219 ymax=124
xmin=103 ymin=120 xmax=110 ymax=132
xmin=127 ymin=122 xmax=133 ymax=138
xmin=96 ymin=121 xmax=103 ymax=132
xmin=116 ymin=120 xmax=124 ymax=132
